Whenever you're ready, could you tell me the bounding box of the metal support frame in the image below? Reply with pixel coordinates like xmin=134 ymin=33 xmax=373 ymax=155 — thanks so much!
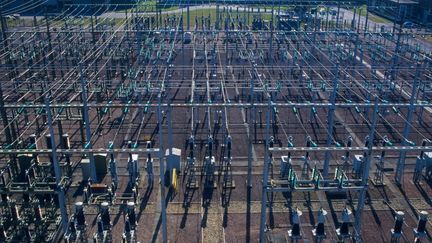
xmin=259 ymin=99 xmax=272 ymax=243
xmin=45 ymin=97 xmax=68 ymax=232
xmin=1 ymin=1 xmax=432 ymax=242
xmin=79 ymin=66 xmax=97 ymax=182
xmin=395 ymin=62 xmax=421 ymax=185
xmin=157 ymin=95 xmax=168 ymax=243
xmin=323 ymin=62 xmax=339 ymax=177
xmin=354 ymin=97 xmax=379 ymax=237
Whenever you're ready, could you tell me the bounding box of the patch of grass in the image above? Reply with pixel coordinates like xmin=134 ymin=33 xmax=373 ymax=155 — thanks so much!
xmin=115 ymin=1 xmax=179 ymax=13
xmin=348 ymin=4 xmax=391 ymax=24
xmin=419 ymin=34 xmax=432 ymax=43
xmin=368 ymin=14 xmax=391 ymax=24
xmin=161 ymin=8 xmax=273 ymax=27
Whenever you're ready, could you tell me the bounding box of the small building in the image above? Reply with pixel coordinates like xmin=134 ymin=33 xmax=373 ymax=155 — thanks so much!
xmin=370 ymin=0 xmax=432 ymax=26
xmin=370 ymin=0 xmax=419 ymax=23
xmin=418 ymin=0 xmax=432 ymax=25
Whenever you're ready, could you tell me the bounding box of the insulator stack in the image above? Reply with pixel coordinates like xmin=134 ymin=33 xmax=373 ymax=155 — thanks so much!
xmin=337 ymin=208 xmax=352 ymax=238
xmin=100 ymin=201 xmax=110 ymax=227
xmin=127 ymin=201 xmax=136 ymax=228
xmin=393 ymin=211 xmax=404 ymax=234
xmin=314 ymin=208 xmax=327 ymax=237
xmin=416 ymin=211 xmax=428 ymax=233
xmin=288 ymin=208 xmax=303 ymax=241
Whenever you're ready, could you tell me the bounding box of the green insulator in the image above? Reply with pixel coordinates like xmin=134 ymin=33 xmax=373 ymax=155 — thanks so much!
xmin=392 ymin=106 xmax=399 ymax=114
xmin=17 ymin=107 xmax=25 ymax=115
xmin=103 ymin=101 xmax=112 ymax=114
xmin=144 ymin=101 xmax=150 ymax=114
xmin=320 ymin=82 xmax=326 ymax=92
xmin=406 ymin=140 xmax=416 ymax=146
xmin=123 ymin=100 xmax=132 ymax=114
xmin=308 ymin=81 xmax=313 ymax=91
xmin=312 ymin=107 xmax=317 ymax=114
xmin=37 ymin=108 xmax=45 ymax=115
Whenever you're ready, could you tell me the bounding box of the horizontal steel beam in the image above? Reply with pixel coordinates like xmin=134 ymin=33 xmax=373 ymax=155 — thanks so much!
xmin=270 ymin=145 xmax=432 ymax=152
xmin=0 ymin=148 xmax=160 ymax=155
xmin=2 ymin=102 xmax=430 ymax=109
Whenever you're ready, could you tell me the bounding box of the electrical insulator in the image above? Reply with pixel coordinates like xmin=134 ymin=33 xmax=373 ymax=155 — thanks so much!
xmin=68 ymin=217 xmax=77 ymax=234
xmin=315 ymin=208 xmax=327 ymax=236
xmin=124 ymin=216 xmax=131 ymax=234
xmin=127 ymin=201 xmax=136 ymax=227
xmin=10 ymin=203 xmax=20 ymax=222
xmin=97 ymin=216 xmax=104 ymax=235
xmin=289 ymin=208 xmax=302 ymax=239
xmin=34 ymin=204 xmax=43 ymax=221
xmin=75 ymin=201 xmax=86 ymax=227
xmin=393 ymin=211 xmax=404 ymax=234
xmin=416 ymin=211 xmax=428 ymax=234
xmin=100 ymin=201 xmax=110 ymax=227
xmin=128 ymin=141 xmax=133 ymax=161
xmin=208 ymin=136 xmax=213 ymax=158
xmin=147 ymin=141 xmax=152 ymax=161
xmin=338 ymin=208 xmax=352 ymax=236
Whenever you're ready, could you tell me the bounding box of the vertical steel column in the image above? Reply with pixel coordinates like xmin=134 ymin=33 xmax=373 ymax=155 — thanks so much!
xmin=45 ymin=97 xmax=68 ymax=232
xmin=0 ymin=7 xmax=19 ymax=175
xmin=168 ymin=104 xmax=173 ymax=155
xmin=187 ymin=0 xmax=190 ymax=31
xmin=259 ymin=99 xmax=272 ymax=243
xmin=351 ymin=6 xmax=357 ymax=31
xmin=354 ymin=97 xmax=379 ymax=236
xmin=157 ymin=95 xmax=168 ymax=243
xmin=336 ymin=2 xmax=341 ymax=29
xmin=79 ymin=66 xmax=97 ymax=181
xmin=216 ymin=3 xmax=220 ymax=30
xmin=247 ymin=68 xmax=255 ymax=188
xmin=364 ymin=0 xmax=370 ymax=34
xmin=0 ymin=6 xmax=8 ymax=48
xmin=390 ymin=23 xmax=403 ymax=83
xmin=0 ymin=6 xmax=13 ymax=145
xmin=395 ymin=62 xmax=421 ymax=185
xmin=323 ymin=62 xmax=339 ymax=177
xmin=269 ymin=0 xmax=274 ymax=65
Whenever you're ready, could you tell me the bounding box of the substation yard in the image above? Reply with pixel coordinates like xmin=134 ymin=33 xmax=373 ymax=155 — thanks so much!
xmin=0 ymin=1 xmax=431 ymax=243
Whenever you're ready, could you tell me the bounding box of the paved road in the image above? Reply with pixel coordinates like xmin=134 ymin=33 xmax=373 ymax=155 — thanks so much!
xmin=17 ymin=4 xmax=432 ymax=52
xmin=337 ymin=8 xmax=432 ymax=52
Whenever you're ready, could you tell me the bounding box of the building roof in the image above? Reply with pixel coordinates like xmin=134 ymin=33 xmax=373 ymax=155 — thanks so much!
xmin=388 ymin=0 xmax=419 ymax=5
